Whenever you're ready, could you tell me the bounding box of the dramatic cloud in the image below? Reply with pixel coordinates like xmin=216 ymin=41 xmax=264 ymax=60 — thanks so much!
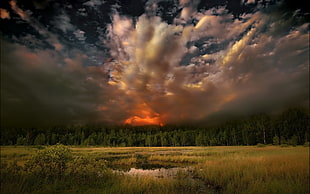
xmin=1 ymin=41 xmax=110 ymax=127
xmin=105 ymin=2 xmax=309 ymax=125
xmin=0 ymin=0 xmax=309 ymax=127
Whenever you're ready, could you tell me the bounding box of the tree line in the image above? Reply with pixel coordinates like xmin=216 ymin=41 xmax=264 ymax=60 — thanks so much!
xmin=1 ymin=108 xmax=309 ymax=146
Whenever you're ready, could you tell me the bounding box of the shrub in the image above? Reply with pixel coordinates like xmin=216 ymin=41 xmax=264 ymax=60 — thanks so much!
xmin=66 ymin=156 xmax=109 ymax=184
xmin=67 ymin=156 xmax=107 ymax=175
xmin=25 ymin=144 xmax=72 ymax=178
xmin=256 ymin=143 xmax=266 ymax=147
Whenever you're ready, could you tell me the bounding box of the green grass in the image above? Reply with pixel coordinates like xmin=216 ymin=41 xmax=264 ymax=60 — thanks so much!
xmin=1 ymin=146 xmax=309 ymax=194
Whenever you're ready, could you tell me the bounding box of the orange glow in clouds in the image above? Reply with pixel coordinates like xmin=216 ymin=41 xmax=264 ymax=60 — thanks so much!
xmin=124 ymin=103 xmax=164 ymax=126
xmin=124 ymin=115 xmax=164 ymax=126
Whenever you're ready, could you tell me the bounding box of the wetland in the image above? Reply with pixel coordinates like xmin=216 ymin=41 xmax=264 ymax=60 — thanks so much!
xmin=1 ymin=145 xmax=309 ymax=194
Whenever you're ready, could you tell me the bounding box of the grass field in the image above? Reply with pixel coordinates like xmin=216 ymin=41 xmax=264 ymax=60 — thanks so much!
xmin=1 ymin=145 xmax=309 ymax=193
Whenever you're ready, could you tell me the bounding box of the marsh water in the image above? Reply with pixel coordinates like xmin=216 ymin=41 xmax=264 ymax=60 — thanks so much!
xmin=108 ymin=155 xmax=193 ymax=178
xmin=120 ymin=167 xmax=189 ymax=178
xmin=111 ymin=161 xmax=190 ymax=178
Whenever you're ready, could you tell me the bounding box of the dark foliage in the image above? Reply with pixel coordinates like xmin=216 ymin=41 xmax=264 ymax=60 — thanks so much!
xmin=1 ymin=108 xmax=309 ymax=146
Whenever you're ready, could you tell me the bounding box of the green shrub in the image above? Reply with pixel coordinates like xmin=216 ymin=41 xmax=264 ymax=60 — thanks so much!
xmin=67 ymin=155 xmax=107 ymax=175
xmin=66 ymin=155 xmax=109 ymax=184
xmin=25 ymin=144 xmax=72 ymax=178
xmin=256 ymin=143 xmax=266 ymax=147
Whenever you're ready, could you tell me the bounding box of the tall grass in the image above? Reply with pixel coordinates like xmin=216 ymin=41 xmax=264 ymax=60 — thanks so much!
xmin=0 ymin=146 xmax=37 ymax=166
xmin=148 ymin=154 xmax=206 ymax=163
xmin=1 ymin=145 xmax=309 ymax=194
xmin=193 ymin=148 xmax=309 ymax=194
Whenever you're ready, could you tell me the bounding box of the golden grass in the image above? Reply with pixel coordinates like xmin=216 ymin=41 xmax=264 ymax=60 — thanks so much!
xmin=1 ymin=145 xmax=309 ymax=193
xmin=111 ymin=156 xmax=137 ymax=165
xmin=194 ymin=147 xmax=309 ymax=194
xmin=0 ymin=146 xmax=37 ymax=166
xmin=148 ymin=155 xmax=206 ymax=163
xmin=69 ymin=146 xmax=310 ymax=193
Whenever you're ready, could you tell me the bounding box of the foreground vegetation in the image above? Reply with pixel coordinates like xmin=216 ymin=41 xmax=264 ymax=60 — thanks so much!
xmin=1 ymin=145 xmax=309 ymax=193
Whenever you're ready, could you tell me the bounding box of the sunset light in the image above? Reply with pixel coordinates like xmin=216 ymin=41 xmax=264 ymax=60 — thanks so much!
xmin=124 ymin=115 xmax=164 ymax=126
xmin=1 ymin=0 xmax=309 ymax=193
xmin=1 ymin=0 xmax=308 ymax=127
xmin=124 ymin=103 xmax=164 ymax=126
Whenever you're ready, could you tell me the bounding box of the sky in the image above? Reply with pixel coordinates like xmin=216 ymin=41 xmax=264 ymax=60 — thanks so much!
xmin=0 ymin=0 xmax=309 ymax=127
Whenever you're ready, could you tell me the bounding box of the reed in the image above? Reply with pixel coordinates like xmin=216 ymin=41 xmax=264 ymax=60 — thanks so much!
xmin=1 ymin=145 xmax=309 ymax=194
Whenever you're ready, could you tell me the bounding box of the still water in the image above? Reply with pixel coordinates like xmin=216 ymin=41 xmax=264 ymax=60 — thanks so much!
xmin=120 ymin=167 xmax=188 ymax=178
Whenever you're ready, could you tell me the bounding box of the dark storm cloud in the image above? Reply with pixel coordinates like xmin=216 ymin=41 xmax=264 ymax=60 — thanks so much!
xmin=0 ymin=40 xmax=113 ymax=127
xmin=0 ymin=0 xmax=309 ymax=127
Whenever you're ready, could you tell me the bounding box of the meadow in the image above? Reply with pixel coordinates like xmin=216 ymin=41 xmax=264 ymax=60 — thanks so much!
xmin=1 ymin=145 xmax=309 ymax=194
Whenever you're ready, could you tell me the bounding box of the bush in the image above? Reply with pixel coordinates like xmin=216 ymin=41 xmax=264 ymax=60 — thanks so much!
xmin=66 ymin=156 xmax=109 ymax=184
xmin=256 ymin=143 xmax=266 ymax=147
xmin=25 ymin=144 xmax=72 ymax=178
xmin=2 ymin=145 xmax=111 ymax=193
xmin=67 ymin=156 xmax=107 ymax=176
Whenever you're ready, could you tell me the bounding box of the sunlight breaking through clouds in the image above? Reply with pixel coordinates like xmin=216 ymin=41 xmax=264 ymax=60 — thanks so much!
xmin=0 ymin=0 xmax=308 ymax=126
xmin=104 ymin=4 xmax=309 ymax=125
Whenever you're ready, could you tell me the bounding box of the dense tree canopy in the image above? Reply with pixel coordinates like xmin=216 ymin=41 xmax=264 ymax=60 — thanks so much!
xmin=1 ymin=108 xmax=309 ymax=146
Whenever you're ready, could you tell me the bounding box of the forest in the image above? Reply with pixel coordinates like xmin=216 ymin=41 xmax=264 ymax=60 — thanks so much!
xmin=1 ymin=108 xmax=309 ymax=146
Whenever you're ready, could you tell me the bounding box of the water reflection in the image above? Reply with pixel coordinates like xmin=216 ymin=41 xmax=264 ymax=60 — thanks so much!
xmin=120 ymin=167 xmax=187 ymax=178
xmin=109 ymin=161 xmax=184 ymax=171
xmin=108 ymin=154 xmax=192 ymax=178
